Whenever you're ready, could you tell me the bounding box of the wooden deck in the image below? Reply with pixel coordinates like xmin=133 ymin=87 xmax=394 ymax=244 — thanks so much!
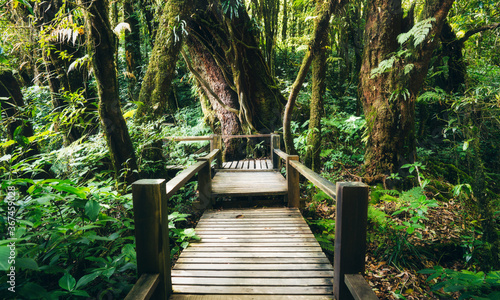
xmin=170 ymin=207 xmax=334 ymax=300
xmin=211 ymin=171 xmax=287 ymax=198
xmin=222 ymin=159 xmax=273 ymax=170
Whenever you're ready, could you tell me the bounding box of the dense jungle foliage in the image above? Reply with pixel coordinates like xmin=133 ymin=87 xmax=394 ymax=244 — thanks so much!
xmin=0 ymin=0 xmax=499 ymax=299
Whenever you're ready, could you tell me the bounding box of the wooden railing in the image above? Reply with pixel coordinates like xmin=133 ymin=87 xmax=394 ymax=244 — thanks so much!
xmin=165 ymin=133 xmax=280 ymax=169
xmin=125 ymin=149 xmax=220 ymax=300
xmin=126 ymin=134 xmax=377 ymax=299
xmin=274 ymin=148 xmax=378 ymax=300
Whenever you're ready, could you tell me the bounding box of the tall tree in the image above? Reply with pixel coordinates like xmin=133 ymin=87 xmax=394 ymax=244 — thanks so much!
xmin=305 ymin=0 xmax=330 ymax=172
xmin=80 ymin=0 xmax=138 ymax=186
xmin=283 ymin=0 xmax=347 ymax=154
xmin=359 ymin=0 xmax=454 ymax=182
xmin=436 ymin=21 xmax=500 ymax=93
xmin=185 ymin=0 xmax=286 ymax=158
xmin=135 ymin=0 xmax=191 ymax=120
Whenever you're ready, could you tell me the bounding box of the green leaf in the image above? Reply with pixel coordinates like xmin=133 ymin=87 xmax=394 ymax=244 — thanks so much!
xmin=85 ymin=200 xmax=100 ymax=221
xmin=0 ymin=246 xmax=12 ymax=271
xmin=36 ymin=195 xmax=54 ymax=205
xmin=75 ymin=272 xmax=99 ymax=290
xmin=59 ymin=272 xmax=76 ymax=291
xmin=71 ymin=290 xmax=90 ymax=297
xmin=53 ymin=183 xmax=88 ymax=199
xmin=443 ymin=284 xmax=465 ymax=293
xmin=16 ymin=258 xmax=39 ymax=270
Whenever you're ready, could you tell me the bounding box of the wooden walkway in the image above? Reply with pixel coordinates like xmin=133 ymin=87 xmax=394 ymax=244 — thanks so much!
xmin=222 ymin=159 xmax=273 ymax=170
xmin=170 ymin=207 xmax=334 ymax=300
xmin=211 ymin=171 xmax=287 ymax=198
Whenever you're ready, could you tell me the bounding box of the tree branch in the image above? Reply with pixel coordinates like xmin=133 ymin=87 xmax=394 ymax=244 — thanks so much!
xmin=459 ymin=23 xmax=500 ymax=44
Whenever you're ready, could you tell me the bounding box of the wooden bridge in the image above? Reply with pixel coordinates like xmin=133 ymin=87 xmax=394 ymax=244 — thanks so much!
xmin=125 ymin=135 xmax=378 ymax=300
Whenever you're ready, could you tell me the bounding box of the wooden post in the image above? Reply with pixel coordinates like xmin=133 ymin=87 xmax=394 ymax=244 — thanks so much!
xmin=333 ymin=182 xmax=369 ymax=300
xmin=287 ymin=155 xmax=300 ymax=207
xmin=197 ymin=159 xmax=212 ymax=208
xmin=132 ymin=179 xmax=171 ymax=299
xmin=211 ymin=134 xmax=222 ymax=169
xmin=271 ymin=134 xmax=280 ymax=169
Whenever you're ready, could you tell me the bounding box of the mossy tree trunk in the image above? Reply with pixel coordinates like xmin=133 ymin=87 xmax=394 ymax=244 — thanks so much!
xmin=468 ymin=110 xmax=500 ymax=271
xmin=80 ymin=0 xmax=138 ymax=187
xmin=136 ymin=0 xmax=191 ymax=120
xmin=359 ymin=0 xmax=454 ymax=182
xmin=184 ymin=34 xmax=246 ymax=161
xmin=305 ymin=1 xmax=330 ymax=172
xmin=283 ymin=0 xmax=347 ymax=154
xmin=184 ymin=0 xmax=286 ymax=159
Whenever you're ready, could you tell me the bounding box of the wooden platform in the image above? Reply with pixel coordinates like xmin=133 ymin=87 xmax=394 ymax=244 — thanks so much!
xmin=170 ymin=208 xmax=334 ymax=300
xmin=222 ymin=159 xmax=273 ymax=170
xmin=211 ymin=171 xmax=287 ymax=197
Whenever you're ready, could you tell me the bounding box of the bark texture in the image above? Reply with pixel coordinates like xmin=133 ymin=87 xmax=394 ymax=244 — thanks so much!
xmin=305 ymin=1 xmax=330 ymax=172
xmin=359 ymin=0 xmax=454 ymax=181
xmin=81 ymin=0 xmax=138 ymax=186
xmin=184 ymin=0 xmax=286 ymax=159
xmin=136 ymin=0 xmax=191 ymax=120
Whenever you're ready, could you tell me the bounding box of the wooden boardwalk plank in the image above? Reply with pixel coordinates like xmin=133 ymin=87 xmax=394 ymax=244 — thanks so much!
xmin=170 ymin=295 xmax=333 ymax=300
xmin=171 ymin=270 xmax=333 ymax=278
xmin=211 ymin=172 xmax=287 ymax=197
xmin=171 ymin=208 xmax=333 ymax=299
xmin=221 ymin=159 xmax=274 ymax=170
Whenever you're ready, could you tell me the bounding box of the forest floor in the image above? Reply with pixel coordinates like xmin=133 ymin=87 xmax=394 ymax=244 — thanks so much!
xmin=305 ymin=197 xmax=468 ymax=299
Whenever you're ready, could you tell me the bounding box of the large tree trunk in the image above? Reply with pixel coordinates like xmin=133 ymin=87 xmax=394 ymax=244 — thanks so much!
xmin=184 ymin=36 xmax=246 ymax=161
xmin=80 ymin=0 xmax=138 ymax=187
xmin=359 ymin=0 xmax=454 ymax=182
xmin=136 ymin=0 xmax=191 ymax=120
xmin=185 ymin=0 xmax=286 ymax=158
xmin=305 ymin=1 xmax=330 ymax=172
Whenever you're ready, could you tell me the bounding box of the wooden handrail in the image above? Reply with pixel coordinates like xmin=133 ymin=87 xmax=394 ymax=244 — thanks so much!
xmin=166 ymin=161 xmax=207 ymax=198
xmin=345 ymin=274 xmax=378 ymax=300
xmin=197 ymin=149 xmax=220 ymax=162
xmin=273 ymin=149 xmax=289 ymax=161
xmin=288 ymin=160 xmax=337 ymax=199
xmin=124 ymin=273 xmax=160 ymax=300
xmin=272 ymin=149 xmax=374 ymax=300
xmin=221 ymin=134 xmax=273 ymax=138
xmin=164 ymin=136 xmax=213 ymax=141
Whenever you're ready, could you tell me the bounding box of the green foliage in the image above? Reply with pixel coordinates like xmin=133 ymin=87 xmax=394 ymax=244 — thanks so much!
xmin=419 ymin=266 xmax=500 ymax=299
xmin=397 ymin=18 xmax=436 ymax=48
xmin=308 ymin=219 xmax=335 ymax=253
xmin=168 ymin=211 xmax=200 ymax=258
xmin=292 ymin=113 xmax=364 ymax=172
xmin=221 ymin=0 xmax=243 ymax=19
xmin=0 ymin=178 xmax=136 ymax=298
xmin=369 ymin=187 xmax=439 ymax=267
